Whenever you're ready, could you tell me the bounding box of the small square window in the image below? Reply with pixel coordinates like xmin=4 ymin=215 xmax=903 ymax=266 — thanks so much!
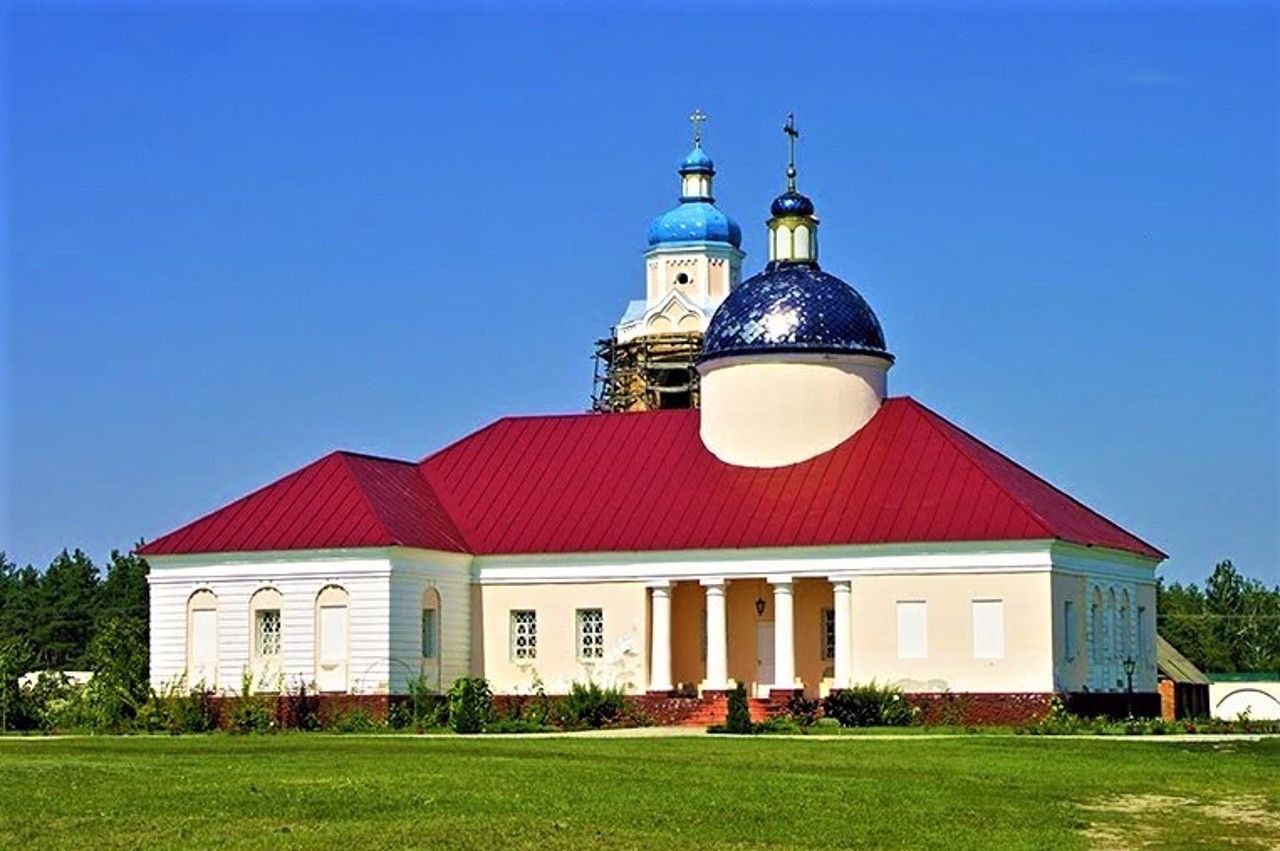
xmin=422 ymin=609 xmax=439 ymax=659
xmin=255 ymin=609 xmax=281 ymax=657
xmin=577 ymin=608 xmax=604 ymax=660
xmin=511 ymin=610 xmax=537 ymax=661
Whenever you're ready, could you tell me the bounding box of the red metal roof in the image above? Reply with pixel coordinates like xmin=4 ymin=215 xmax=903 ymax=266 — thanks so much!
xmin=142 ymin=398 xmax=1164 ymax=560
xmin=140 ymin=451 xmax=469 ymax=556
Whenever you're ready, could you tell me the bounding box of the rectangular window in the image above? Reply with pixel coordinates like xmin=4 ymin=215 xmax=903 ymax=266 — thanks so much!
xmin=190 ymin=609 xmax=217 ymax=667
xmin=318 ymin=605 xmax=348 ymax=664
xmin=1063 ymin=600 xmax=1077 ymax=661
xmin=577 ymin=608 xmax=604 ymax=660
xmin=821 ymin=608 xmax=836 ymax=660
xmin=896 ymin=601 xmax=927 ymax=659
xmin=972 ymin=599 xmax=1005 ymax=659
xmin=422 ymin=609 xmax=439 ymax=659
xmin=255 ymin=609 xmax=281 ymax=657
xmin=510 ymin=610 xmax=537 ymax=661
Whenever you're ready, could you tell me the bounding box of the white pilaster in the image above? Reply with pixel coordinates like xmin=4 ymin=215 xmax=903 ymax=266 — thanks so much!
xmin=832 ymin=579 xmax=852 ymax=688
xmin=648 ymin=583 xmax=673 ymax=693
xmin=702 ymin=578 xmax=728 ymax=691
xmin=770 ymin=578 xmax=796 ymax=690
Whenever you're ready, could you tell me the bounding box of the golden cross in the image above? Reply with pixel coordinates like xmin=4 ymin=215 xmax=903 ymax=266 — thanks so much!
xmin=690 ymin=109 xmax=707 ymax=145
xmin=784 ymin=112 xmax=799 ymax=190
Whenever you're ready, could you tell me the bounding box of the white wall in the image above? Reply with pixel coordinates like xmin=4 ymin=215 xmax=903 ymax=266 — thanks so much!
xmin=1210 ymin=682 xmax=1280 ymax=721
xmin=388 ymin=550 xmax=474 ymax=694
xmin=148 ymin=552 xmax=393 ymax=694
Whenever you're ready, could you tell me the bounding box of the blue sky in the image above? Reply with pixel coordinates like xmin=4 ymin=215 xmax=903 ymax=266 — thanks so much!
xmin=5 ymin=4 xmax=1277 ymax=585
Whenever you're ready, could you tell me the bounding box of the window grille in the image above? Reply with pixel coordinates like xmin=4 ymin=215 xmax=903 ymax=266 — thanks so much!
xmin=821 ymin=608 xmax=836 ymax=660
xmin=577 ymin=608 xmax=604 ymax=660
xmin=422 ymin=609 xmax=439 ymax=659
xmin=255 ymin=609 xmax=281 ymax=657
xmin=511 ymin=610 xmax=537 ymax=660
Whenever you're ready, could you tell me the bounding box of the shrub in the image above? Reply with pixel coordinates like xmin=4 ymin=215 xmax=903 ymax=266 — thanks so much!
xmin=136 ymin=678 xmax=218 ymax=734
xmin=402 ymin=673 xmax=448 ymax=731
xmin=724 ymin=683 xmax=754 ymax=734
xmin=785 ymin=693 xmax=822 ymax=728
xmin=227 ymin=672 xmax=275 ymax=734
xmin=823 ymin=682 xmax=916 ymax=728
xmin=561 ymin=681 xmax=626 ymax=730
xmin=85 ymin=616 xmax=150 ymax=732
xmin=279 ymin=680 xmax=320 ymax=731
xmin=447 ymin=676 xmax=492 ymax=734
xmin=326 ymin=709 xmax=382 ymax=733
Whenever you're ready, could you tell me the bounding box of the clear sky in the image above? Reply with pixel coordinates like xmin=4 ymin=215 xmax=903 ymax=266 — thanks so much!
xmin=5 ymin=3 xmax=1277 ymax=585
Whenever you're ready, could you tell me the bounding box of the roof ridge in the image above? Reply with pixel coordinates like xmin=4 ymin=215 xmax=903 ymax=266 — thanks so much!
xmin=334 ymin=453 xmax=401 ymax=543
xmin=334 ymin=449 xmax=418 ymax=465
xmin=414 ymin=465 xmax=476 ymax=554
xmin=911 ymin=400 xmax=1165 ymax=559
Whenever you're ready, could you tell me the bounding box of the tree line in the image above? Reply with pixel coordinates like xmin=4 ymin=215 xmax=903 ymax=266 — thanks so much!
xmin=1157 ymin=560 xmax=1280 ymax=676
xmin=0 ymin=548 xmax=149 ymax=670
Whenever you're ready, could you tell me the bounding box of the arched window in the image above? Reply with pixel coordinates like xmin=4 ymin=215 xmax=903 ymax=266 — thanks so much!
xmin=1119 ymin=590 xmax=1132 ymax=664
xmin=187 ymin=589 xmax=218 ymax=688
xmin=249 ymin=587 xmax=284 ymax=690
xmin=421 ymin=588 xmax=442 ymax=692
xmin=794 ymin=224 xmax=811 ymax=260
xmin=1089 ymin=587 xmax=1103 ymax=690
xmin=1106 ymin=588 xmax=1118 ymax=690
xmin=315 ymin=586 xmax=349 ymax=693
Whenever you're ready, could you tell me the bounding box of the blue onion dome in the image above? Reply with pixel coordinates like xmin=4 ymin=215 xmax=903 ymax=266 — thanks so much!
xmin=770 ymin=190 xmax=815 ymax=217
xmin=680 ymin=144 xmax=714 ymax=174
xmin=648 ymin=202 xmax=742 ymax=248
xmin=701 ymin=262 xmax=892 ymax=361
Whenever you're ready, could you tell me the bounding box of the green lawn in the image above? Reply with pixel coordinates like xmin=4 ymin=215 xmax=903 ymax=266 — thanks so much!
xmin=1 ymin=735 xmax=1276 ymax=849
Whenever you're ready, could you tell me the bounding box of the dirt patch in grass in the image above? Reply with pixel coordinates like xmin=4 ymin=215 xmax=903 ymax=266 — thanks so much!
xmin=1080 ymin=793 xmax=1280 ymax=849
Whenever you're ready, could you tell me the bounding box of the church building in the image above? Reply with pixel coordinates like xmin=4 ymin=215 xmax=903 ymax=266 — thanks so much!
xmin=141 ymin=115 xmax=1163 ymax=721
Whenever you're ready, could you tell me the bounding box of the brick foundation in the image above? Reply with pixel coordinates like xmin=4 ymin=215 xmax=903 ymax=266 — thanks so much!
xmin=208 ymin=693 xmax=395 ymax=730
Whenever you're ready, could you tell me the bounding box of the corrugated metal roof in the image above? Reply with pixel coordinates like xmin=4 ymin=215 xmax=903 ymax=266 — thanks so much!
xmin=141 ymin=451 xmax=468 ymax=556
xmin=1157 ymin=634 xmax=1210 ymax=684
xmin=142 ymin=397 xmax=1164 ymax=560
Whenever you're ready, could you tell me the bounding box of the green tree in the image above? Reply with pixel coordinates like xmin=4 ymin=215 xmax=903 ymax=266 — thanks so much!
xmin=85 ymin=616 xmax=150 ymax=730
xmin=31 ymin=550 xmax=100 ymax=669
xmin=96 ymin=549 xmax=150 ymax=629
xmin=0 ymin=634 xmax=35 ymax=732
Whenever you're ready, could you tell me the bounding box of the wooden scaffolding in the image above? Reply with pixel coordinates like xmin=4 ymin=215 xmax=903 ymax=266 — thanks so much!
xmin=591 ymin=332 xmax=703 ymax=412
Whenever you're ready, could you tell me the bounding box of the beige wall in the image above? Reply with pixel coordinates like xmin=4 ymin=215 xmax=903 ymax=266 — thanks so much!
xmin=699 ymin=353 xmax=890 ymax=468
xmin=669 ymin=581 xmax=704 ymax=691
xmin=850 ymin=572 xmax=1055 ymax=693
xmin=480 ymin=582 xmax=648 ymax=694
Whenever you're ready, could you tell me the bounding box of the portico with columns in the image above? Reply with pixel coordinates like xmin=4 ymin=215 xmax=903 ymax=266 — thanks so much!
xmin=647 ymin=575 xmax=851 ymax=699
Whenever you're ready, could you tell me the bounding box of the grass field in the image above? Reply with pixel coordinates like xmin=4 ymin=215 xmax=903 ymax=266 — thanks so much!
xmin=1 ymin=735 xmax=1277 ymax=849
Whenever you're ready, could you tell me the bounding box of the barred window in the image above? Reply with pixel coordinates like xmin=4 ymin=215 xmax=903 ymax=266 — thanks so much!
xmin=577 ymin=608 xmax=604 ymax=660
xmin=821 ymin=608 xmax=836 ymax=660
xmin=511 ymin=610 xmax=537 ymax=661
xmin=255 ymin=609 xmax=281 ymax=657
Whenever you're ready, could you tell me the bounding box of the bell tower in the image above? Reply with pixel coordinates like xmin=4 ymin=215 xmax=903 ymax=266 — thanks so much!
xmin=593 ymin=112 xmax=746 ymax=412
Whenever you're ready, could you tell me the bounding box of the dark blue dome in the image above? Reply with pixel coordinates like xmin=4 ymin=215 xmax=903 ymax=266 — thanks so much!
xmin=770 ymin=190 xmax=815 ymax=217
xmin=702 ymin=263 xmax=891 ymax=360
xmin=648 ymin=201 xmax=742 ymax=248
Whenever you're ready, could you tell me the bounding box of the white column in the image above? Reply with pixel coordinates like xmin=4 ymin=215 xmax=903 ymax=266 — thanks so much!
xmin=770 ymin=578 xmax=796 ymax=690
xmin=702 ymin=579 xmax=728 ymax=691
xmin=648 ymin=583 xmax=673 ymax=693
xmin=832 ymin=579 xmax=852 ymax=688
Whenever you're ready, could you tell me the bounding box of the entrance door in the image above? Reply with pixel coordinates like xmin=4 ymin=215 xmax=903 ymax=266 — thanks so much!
xmin=756 ymin=622 xmax=775 ymax=697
